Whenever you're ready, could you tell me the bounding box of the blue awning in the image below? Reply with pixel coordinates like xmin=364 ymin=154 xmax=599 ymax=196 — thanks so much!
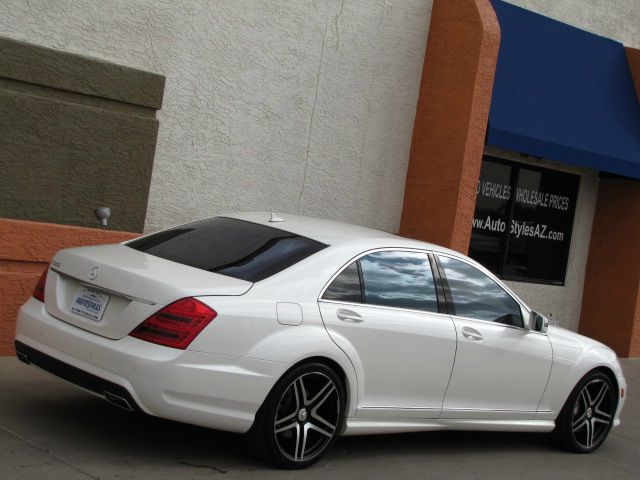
xmin=487 ymin=0 xmax=640 ymax=179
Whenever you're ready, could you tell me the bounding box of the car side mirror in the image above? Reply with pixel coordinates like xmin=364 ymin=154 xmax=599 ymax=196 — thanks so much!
xmin=529 ymin=311 xmax=549 ymax=333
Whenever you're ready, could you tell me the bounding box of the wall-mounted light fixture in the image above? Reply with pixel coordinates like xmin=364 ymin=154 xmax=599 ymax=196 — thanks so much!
xmin=93 ymin=207 xmax=111 ymax=228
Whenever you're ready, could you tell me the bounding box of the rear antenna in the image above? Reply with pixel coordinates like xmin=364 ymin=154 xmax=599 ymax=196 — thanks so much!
xmin=269 ymin=212 xmax=284 ymax=223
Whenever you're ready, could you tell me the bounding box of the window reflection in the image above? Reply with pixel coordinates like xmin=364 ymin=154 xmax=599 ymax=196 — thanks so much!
xmin=323 ymin=262 xmax=362 ymax=303
xmin=127 ymin=217 xmax=326 ymax=282
xmin=360 ymin=251 xmax=438 ymax=313
xmin=438 ymin=256 xmax=522 ymax=327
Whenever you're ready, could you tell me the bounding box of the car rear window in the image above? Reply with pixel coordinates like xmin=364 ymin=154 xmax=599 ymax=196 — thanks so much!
xmin=127 ymin=217 xmax=327 ymax=282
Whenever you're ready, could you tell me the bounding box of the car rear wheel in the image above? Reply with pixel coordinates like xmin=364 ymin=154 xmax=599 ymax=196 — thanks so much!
xmin=554 ymin=371 xmax=616 ymax=453
xmin=246 ymin=363 xmax=345 ymax=469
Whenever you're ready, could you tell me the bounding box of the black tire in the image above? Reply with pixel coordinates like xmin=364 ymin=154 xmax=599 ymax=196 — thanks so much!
xmin=554 ymin=370 xmax=617 ymax=453
xmin=245 ymin=362 xmax=345 ymax=469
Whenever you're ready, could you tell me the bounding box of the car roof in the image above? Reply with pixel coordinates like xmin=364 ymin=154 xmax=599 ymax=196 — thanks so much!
xmin=220 ymin=212 xmax=456 ymax=254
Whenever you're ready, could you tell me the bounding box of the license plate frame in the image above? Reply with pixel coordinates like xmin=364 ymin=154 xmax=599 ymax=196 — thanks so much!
xmin=70 ymin=287 xmax=110 ymax=322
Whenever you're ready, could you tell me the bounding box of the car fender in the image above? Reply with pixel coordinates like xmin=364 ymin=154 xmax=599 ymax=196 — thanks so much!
xmin=536 ymin=326 xmax=625 ymax=420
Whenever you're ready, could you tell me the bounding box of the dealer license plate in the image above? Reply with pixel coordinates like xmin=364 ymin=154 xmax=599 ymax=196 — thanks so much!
xmin=70 ymin=287 xmax=110 ymax=322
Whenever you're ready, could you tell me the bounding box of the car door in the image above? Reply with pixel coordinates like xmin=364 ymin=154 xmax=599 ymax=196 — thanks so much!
xmin=436 ymin=254 xmax=553 ymax=420
xmin=318 ymin=250 xmax=457 ymax=418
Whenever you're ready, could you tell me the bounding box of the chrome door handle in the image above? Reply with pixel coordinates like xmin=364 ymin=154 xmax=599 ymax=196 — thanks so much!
xmin=461 ymin=326 xmax=483 ymax=341
xmin=337 ymin=309 xmax=363 ymax=323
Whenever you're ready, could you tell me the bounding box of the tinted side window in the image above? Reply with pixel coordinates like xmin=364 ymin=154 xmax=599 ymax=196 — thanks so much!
xmin=360 ymin=251 xmax=438 ymax=313
xmin=322 ymin=262 xmax=362 ymax=303
xmin=127 ymin=217 xmax=327 ymax=282
xmin=438 ymin=256 xmax=523 ymax=327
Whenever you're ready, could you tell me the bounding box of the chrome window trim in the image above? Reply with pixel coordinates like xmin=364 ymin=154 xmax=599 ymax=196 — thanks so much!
xmin=318 ymin=298 xmax=452 ymax=320
xmin=317 ymin=247 xmax=441 ymax=315
xmin=317 ymin=247 xmax=545 ymax=334
xmin=434 ymin=252 xmax=529 ymax=313
xmin=434 ymin=252 xmax=540 ymax=333
xmin=447 ymin=312 xmax=547 ymax=335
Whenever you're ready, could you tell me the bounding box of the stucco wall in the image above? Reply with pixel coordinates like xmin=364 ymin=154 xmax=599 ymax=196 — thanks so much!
xmin=504 ymin=0 xmax=640 ymax=48
xmin=484 ymin=146 xmax=600 ymax=331
xmin=0 ymin=36 xmax=163 ymax=232
xmin=1 ymin=1 xmax=639 ymax=236
xmin=0 ymin=0 xmax=432 ymax=234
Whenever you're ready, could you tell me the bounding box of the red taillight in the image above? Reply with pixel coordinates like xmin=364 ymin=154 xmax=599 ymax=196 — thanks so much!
xmin=32 ymin=263 xmax=51 ymax=302
xmin=130 ymin=297 xmax=217 ymax=350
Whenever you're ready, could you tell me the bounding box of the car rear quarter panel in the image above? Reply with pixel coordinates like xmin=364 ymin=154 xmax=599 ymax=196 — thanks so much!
xmin=188 ymin=295 xmax=360 ymax=418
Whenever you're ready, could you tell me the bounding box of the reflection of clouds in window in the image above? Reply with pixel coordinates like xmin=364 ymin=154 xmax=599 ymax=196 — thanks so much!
xmin=323 ymin=262 xmax=362 ymax=303
xmin=439 ymin=256 xmax=522 ymax=326
xmin=360 ymin=251 xmax=438 ymax=313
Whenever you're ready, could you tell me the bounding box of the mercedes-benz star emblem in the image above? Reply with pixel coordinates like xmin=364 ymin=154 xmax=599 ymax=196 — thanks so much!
xmin=89 ymin=266 xmax=100 ymax=280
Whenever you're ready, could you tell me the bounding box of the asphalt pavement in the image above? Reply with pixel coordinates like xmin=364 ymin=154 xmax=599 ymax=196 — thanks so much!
xmin=1 ymin=356 xmax=638 ymax=480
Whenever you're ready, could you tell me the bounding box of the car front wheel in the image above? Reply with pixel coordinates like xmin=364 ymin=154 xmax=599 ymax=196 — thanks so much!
xmin=555 ymin=370 xmax=617 ymax=453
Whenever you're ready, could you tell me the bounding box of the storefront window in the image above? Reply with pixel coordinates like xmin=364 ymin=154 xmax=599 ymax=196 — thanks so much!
xmin=469 ymin=156 xmax=580 ymax=285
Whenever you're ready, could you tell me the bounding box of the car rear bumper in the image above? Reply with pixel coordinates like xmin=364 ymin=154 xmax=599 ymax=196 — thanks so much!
xmin=15 ymin=340 xmax=141 ymax=412
xmin=15 ymin=298 xmax=288 ymax=433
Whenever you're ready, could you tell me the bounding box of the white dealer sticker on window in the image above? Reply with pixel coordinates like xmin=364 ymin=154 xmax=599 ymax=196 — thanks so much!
xmin=71 ymin=287 xmax=109 ymax=322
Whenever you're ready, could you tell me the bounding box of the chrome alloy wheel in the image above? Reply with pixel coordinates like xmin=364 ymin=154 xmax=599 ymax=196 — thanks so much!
xmin=571 ymin=378 xmax=614 ymax=450
xmin=273 ymin=372 xmax=341 ymax=462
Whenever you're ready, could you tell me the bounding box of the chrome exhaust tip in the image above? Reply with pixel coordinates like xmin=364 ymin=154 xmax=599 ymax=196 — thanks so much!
xmin=103 ymin=391 xmax=134 ymax=412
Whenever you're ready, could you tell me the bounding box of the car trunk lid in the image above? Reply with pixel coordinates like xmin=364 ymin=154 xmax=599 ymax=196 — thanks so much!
xmin=45 ymin=243 xmax=252 ymax=339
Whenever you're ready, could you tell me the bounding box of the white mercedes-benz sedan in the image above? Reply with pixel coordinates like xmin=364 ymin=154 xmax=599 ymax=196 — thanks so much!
xmin=15 ymin=212 xmax=626 ymax=468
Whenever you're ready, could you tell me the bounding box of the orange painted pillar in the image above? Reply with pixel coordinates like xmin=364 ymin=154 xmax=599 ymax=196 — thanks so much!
xmin=399 ymin=0 xmax=500 ymax=253
xmin=0 ymin=219 xmax=138 ymax=355
xmin=579 ymin=179 xmax=640 ymax=357
xmin=625 ymin=47 xmax=640 ymax=101
xmin=578 ymin=47 xmax=640 ymax=357
xmin=578 ymin=189 xmax=640 ymax=357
